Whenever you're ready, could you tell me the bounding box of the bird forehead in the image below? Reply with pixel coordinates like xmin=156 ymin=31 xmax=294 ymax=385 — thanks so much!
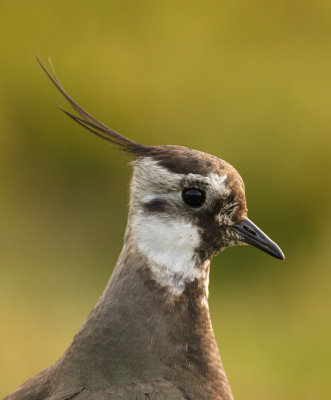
xmin=132 ymin=157 xmax=234 ymax=198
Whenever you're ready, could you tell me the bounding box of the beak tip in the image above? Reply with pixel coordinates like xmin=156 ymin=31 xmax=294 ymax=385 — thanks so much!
xmin=271 ymin=242 xmax=285 ymax=261
xmin=231 ymin=217 xmax=285 ymax=261
xmin=275 ymin=250 xmax=285 ymax=261
xmin=262 ymin=243 xmax=285 ymax=261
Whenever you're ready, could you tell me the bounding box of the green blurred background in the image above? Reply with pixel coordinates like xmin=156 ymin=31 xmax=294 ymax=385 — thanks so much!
xmin=1 ymin=1 xmax=330 ymax=399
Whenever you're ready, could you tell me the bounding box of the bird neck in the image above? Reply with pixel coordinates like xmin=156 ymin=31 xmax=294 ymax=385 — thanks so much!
xmin=60 ymin=234 xmax=232 ymax=399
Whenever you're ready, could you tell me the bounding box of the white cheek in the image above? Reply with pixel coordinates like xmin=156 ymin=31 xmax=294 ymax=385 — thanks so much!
xmin=131 ymin=213 xmax=202 ymax=295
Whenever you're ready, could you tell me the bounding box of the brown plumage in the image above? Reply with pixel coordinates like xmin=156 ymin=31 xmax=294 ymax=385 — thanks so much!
xmin=4 ymin=58 xmax=284 ymax=400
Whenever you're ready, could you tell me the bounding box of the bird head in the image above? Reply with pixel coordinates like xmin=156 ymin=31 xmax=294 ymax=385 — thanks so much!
xmin=129 ymin=145 xmax=284 ymax=263
xmin=37 ymin=57 xmax=284 ymax=295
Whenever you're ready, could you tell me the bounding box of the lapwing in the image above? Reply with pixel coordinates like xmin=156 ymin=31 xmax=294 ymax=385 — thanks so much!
xmin=4 ymin=58 xmax=284 ymax=400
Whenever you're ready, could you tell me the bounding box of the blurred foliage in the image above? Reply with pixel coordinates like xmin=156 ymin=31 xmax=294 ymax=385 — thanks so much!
xmin=0 ymin=1 xmax=330 ymax=399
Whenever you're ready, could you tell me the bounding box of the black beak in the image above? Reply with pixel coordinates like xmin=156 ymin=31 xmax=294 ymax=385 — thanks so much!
xmin=230 ymin=217 xmax=285 ymax=260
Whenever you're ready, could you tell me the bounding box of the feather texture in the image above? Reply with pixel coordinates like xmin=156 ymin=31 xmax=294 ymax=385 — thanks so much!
xmin=35 ymin=56 xmax=150 ymax=156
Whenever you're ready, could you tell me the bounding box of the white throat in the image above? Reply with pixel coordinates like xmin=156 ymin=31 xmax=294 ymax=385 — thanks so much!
xmin=131 ymin=212 xmax=206 ymax=295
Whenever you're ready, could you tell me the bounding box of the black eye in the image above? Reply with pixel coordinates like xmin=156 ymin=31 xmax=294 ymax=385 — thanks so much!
xmin=182 ymin=188 xmax=205 ymax=207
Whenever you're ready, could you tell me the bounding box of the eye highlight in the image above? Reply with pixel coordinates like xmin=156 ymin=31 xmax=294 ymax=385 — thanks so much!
xmin=182 ymin=188 xmax=206 ymax=207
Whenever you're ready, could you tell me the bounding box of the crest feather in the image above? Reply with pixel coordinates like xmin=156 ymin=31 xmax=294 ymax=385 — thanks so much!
xmin=36 ymin=56 xmax=150 ymax=156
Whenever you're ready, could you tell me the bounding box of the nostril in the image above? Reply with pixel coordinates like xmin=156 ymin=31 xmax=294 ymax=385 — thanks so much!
xmin=243 ymin=225 xmax=256 ymax=236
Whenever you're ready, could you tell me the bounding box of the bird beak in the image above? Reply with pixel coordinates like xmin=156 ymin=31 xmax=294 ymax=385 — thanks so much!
xmin=230 ymin=217 xmax=285 ymax=260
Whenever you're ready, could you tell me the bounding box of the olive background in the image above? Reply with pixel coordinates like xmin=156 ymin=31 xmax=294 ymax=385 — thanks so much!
xmin=1 ymin=1 xmax=330 ymax=399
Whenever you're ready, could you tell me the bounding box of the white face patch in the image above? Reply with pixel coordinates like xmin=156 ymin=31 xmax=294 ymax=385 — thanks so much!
xmin=127 ymin=156 xmax=239 ymax=296
xmin=131 ymin=212 xmax=203 ymax=295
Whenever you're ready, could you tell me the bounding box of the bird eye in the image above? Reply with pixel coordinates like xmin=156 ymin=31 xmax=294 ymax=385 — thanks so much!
xmin=182 ymin=188 xmax=205 ymax=207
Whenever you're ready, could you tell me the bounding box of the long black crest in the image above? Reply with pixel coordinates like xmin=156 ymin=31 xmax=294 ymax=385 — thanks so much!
xmin=36 ymin=56 xmax=151 ymax=156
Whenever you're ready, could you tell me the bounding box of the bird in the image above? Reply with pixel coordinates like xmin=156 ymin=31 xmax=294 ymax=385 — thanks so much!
xmin=4 ymin=57 xmax=285 ymax=400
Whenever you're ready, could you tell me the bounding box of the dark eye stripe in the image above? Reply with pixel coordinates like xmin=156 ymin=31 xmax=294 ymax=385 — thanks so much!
xmin=144 ymin=198 xmax=167 ymax=212
xmin=182 ymin=188 xmax=205 ymax=208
